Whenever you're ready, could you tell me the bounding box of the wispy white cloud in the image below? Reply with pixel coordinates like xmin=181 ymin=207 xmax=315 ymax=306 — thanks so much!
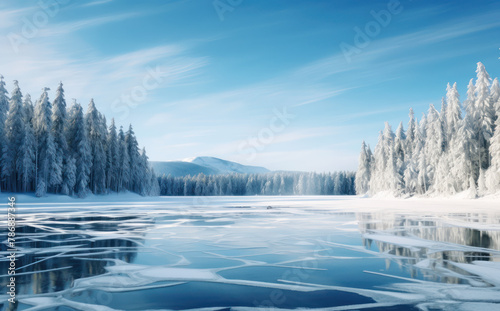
xmin=39 ymin=12 xmax=140 ymax=37
xmin=80 ymin=0 xmax=114 ymax=7
xmin=0 ymin=7 xmax=34 ymax=30
xmin=264 ymin=126 xmax=341 ymax=145
xmin=292 ymin=88 xmax=356 ymax=107
xmin=295 ymin=9 xmax=500 ymax=82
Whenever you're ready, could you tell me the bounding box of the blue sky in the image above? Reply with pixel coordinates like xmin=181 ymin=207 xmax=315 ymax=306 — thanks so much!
xmin=0 ymin=0 xmax=499 ymax=172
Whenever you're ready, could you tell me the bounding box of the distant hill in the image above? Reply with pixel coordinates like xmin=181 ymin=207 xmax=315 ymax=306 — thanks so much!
xmin=151 ymin=156 xmax=270 ymax=177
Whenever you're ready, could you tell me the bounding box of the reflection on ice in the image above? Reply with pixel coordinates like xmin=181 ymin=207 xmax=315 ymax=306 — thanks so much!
xmin=0 ymin=214 xmax=145 ymax=302
xmin=0 ymin=196 xmax=499 ymax=310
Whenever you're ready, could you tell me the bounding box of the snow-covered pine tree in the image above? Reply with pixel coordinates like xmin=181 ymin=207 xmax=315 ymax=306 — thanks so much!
xmin=467 ymin=176 xmax=478 ymax=199
xmin=447 ymin=114 xmax=476 ymax=193
xmin=486 ymin=114 xmax=500 ymax=192
xmin=149 ymin=170 xmax=160 ymax=196
xmin=464 ymin=78 xmax=481 ymax=183
xmin=35 ymin=180 xmax=46 ymax=197
xmin=51 ymin=82 xmax=67 ymax=192
xmin=431 ymin=85 xmax=462 ymax=194
xmin=394 ymin=122 xmax=406 ymax=192
xmin=403 ymin=157 xmax=418 ymax=195
xmin=23 ymin=94 xmax=34 ymax=124
xmin=440 ymin=97 xmax=448 ymax=151
xmin=360 ymin=62 xmax=500 ymax=197
xmin=355 ymin=141 xmax=371 ymax=194
xmin=2 ymin=81 xmax=25 ymax=191
xmin=33 ymin=88 xmax=57 ymax=196
xmin=490 ymin=78 xmax=500 ymax=123
xmin=117 ymin=126 xmax=130 ymax=192
xmin=406 ymin=108 xmax=416 ymax=159
xmin=419 ymin=113 xmax=427 ymax=140
xmin=446 ymin=82 xmax=462 ymax=142
xmin=85 ymin=99 xmax=107 ymax=194
xmin=475 ymin=62 xmax=494 ymax=170
xmin=434 ymin=154 xmax=456 ymax=194
xmin=465 ymin=78 xmax=477 ymax=126
xmin=0 ymin=76 xmax=9 ymax=183
xmin=125 ymin=125 xmax=141 ymax=192
xmin=381 ymin=122 xmax=401 ymax=194
xmin=478 ymin=168 xmax=487 ymax=196
xmin=19 ymin=95 xmax=36 ymax=192
xmin=0 ymin=76 xmax=158 ymax=196
xmin=61 ymin=156 xmax=76 ymax=195
xmin=67 ymin=100 xmax=91 ymax=197
xmin=272 ymin=173 xmax=281 ymax=194
xmin=306 ymin=172 xmax=318 ymax=195
xmin=424 ymin=104 xmax=445 ymax=189
xmin=106 ymin=118 xmax=119 ymax=191
xmin=244 ymin=176 xmax=252 ymax=195
xmin=369 ymin=131 xmax=385 ymax=193
xmin=138 ymin=147 xmax=150 ymax=196
xmin=415 ymin=118 xmax=429 ymax=194
xmin=296 ymin=174 xmax=306 ymax=195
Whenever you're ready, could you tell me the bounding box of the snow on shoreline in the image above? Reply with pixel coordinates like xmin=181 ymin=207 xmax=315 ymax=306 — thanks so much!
xmin=0 ymin=192 xmax=497 ymax=216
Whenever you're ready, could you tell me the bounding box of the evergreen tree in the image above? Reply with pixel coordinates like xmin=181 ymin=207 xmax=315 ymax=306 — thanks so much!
xmin=475 ymin=62 xmax=494 ymax=169
xmin=446 ymin=82 xmax=462 ymax=142
xmin=125 ymin=125 xmax=140 ymax=192
xmin=138 ymin=147 xmax=151 ymax=196
xmin=0 ymin=76 xmax=157 ymax=196
xmin=465 ymin=78 xmax=477 ymax=130
xmin=19 ymin=95 xmax=36 ymax=192
xmin=490 ymin=78 xmax=500 ymax=122
xmin=486 ymin=115 xmax=500 ymax=192
xmin=67 ymin=100 xmax=91 ymax=197
xmin=406 ymin=108 xmax=416 ymax=158
xmin=33 ymin=88 xmax=57 ymax=195
xmin=467 ymin=176 xmax=478 ymax=199
xmin=413 ymin=123 xmax=428 ymax=194
xmin=359 ymin=63 xmax=500 ymax=197
xmin=448 ymin=116 xmax=476 ymax=192
xmin=355 ymin=141 xmax=371 ymax=194
xmin=369 ymin=131 xmax=385 ymax=193
xmin=61 ymin=156 xmax=76 ymax=195
xmin=85 ymin=99 xmax=107 ymax=194
xmin=51 ymin=82 xmax=67 ymax=192
xmin=424 ymin=104 xmax=444 ymax=188
xmin=0 ymin=76 xmax=9 ymax=183
xmin=440 ymin=97 xmax=448 ymax=151
xmin=2 ymin=81 xmax=24 ymax=191
xmin=478 ymin=168 xmax=487 ymax=196
xmin=106 ymin=118 xmax=119 ymax=191
xmin=117 ymin=126 xmax=130 ymax=191
xmin=149 ymin=170 xmax=160 ymax=196
xmin=394 ymin=122 xmax=406 ymax=191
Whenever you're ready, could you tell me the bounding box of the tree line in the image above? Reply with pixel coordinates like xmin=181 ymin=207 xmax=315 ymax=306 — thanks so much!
xmin=356 ymin=62 xmax=500 ymax=197
xmin=159 ymin=171 xmax=355 ymax=196
xmin=0 ymin=77 xmax=160 ymax=197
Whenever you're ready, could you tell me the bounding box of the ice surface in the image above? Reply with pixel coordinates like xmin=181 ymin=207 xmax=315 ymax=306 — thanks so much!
xmin=449 ymin=261 xmax=500 ymax=287
xmin=1 ymin=194 xmax=500 ymax=310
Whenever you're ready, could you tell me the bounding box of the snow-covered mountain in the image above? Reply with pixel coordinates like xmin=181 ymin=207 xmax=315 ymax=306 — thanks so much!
xmin=151 ymin=156 xmax=270 ymax=177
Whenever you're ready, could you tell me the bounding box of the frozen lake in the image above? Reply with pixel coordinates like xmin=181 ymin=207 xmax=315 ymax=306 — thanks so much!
xmin=1 ymin=195 xmax=500 ymax=311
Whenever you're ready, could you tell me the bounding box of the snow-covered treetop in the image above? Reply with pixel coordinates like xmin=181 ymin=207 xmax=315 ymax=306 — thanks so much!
xmin=359 ymin=62 xmax=500 ymax=197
